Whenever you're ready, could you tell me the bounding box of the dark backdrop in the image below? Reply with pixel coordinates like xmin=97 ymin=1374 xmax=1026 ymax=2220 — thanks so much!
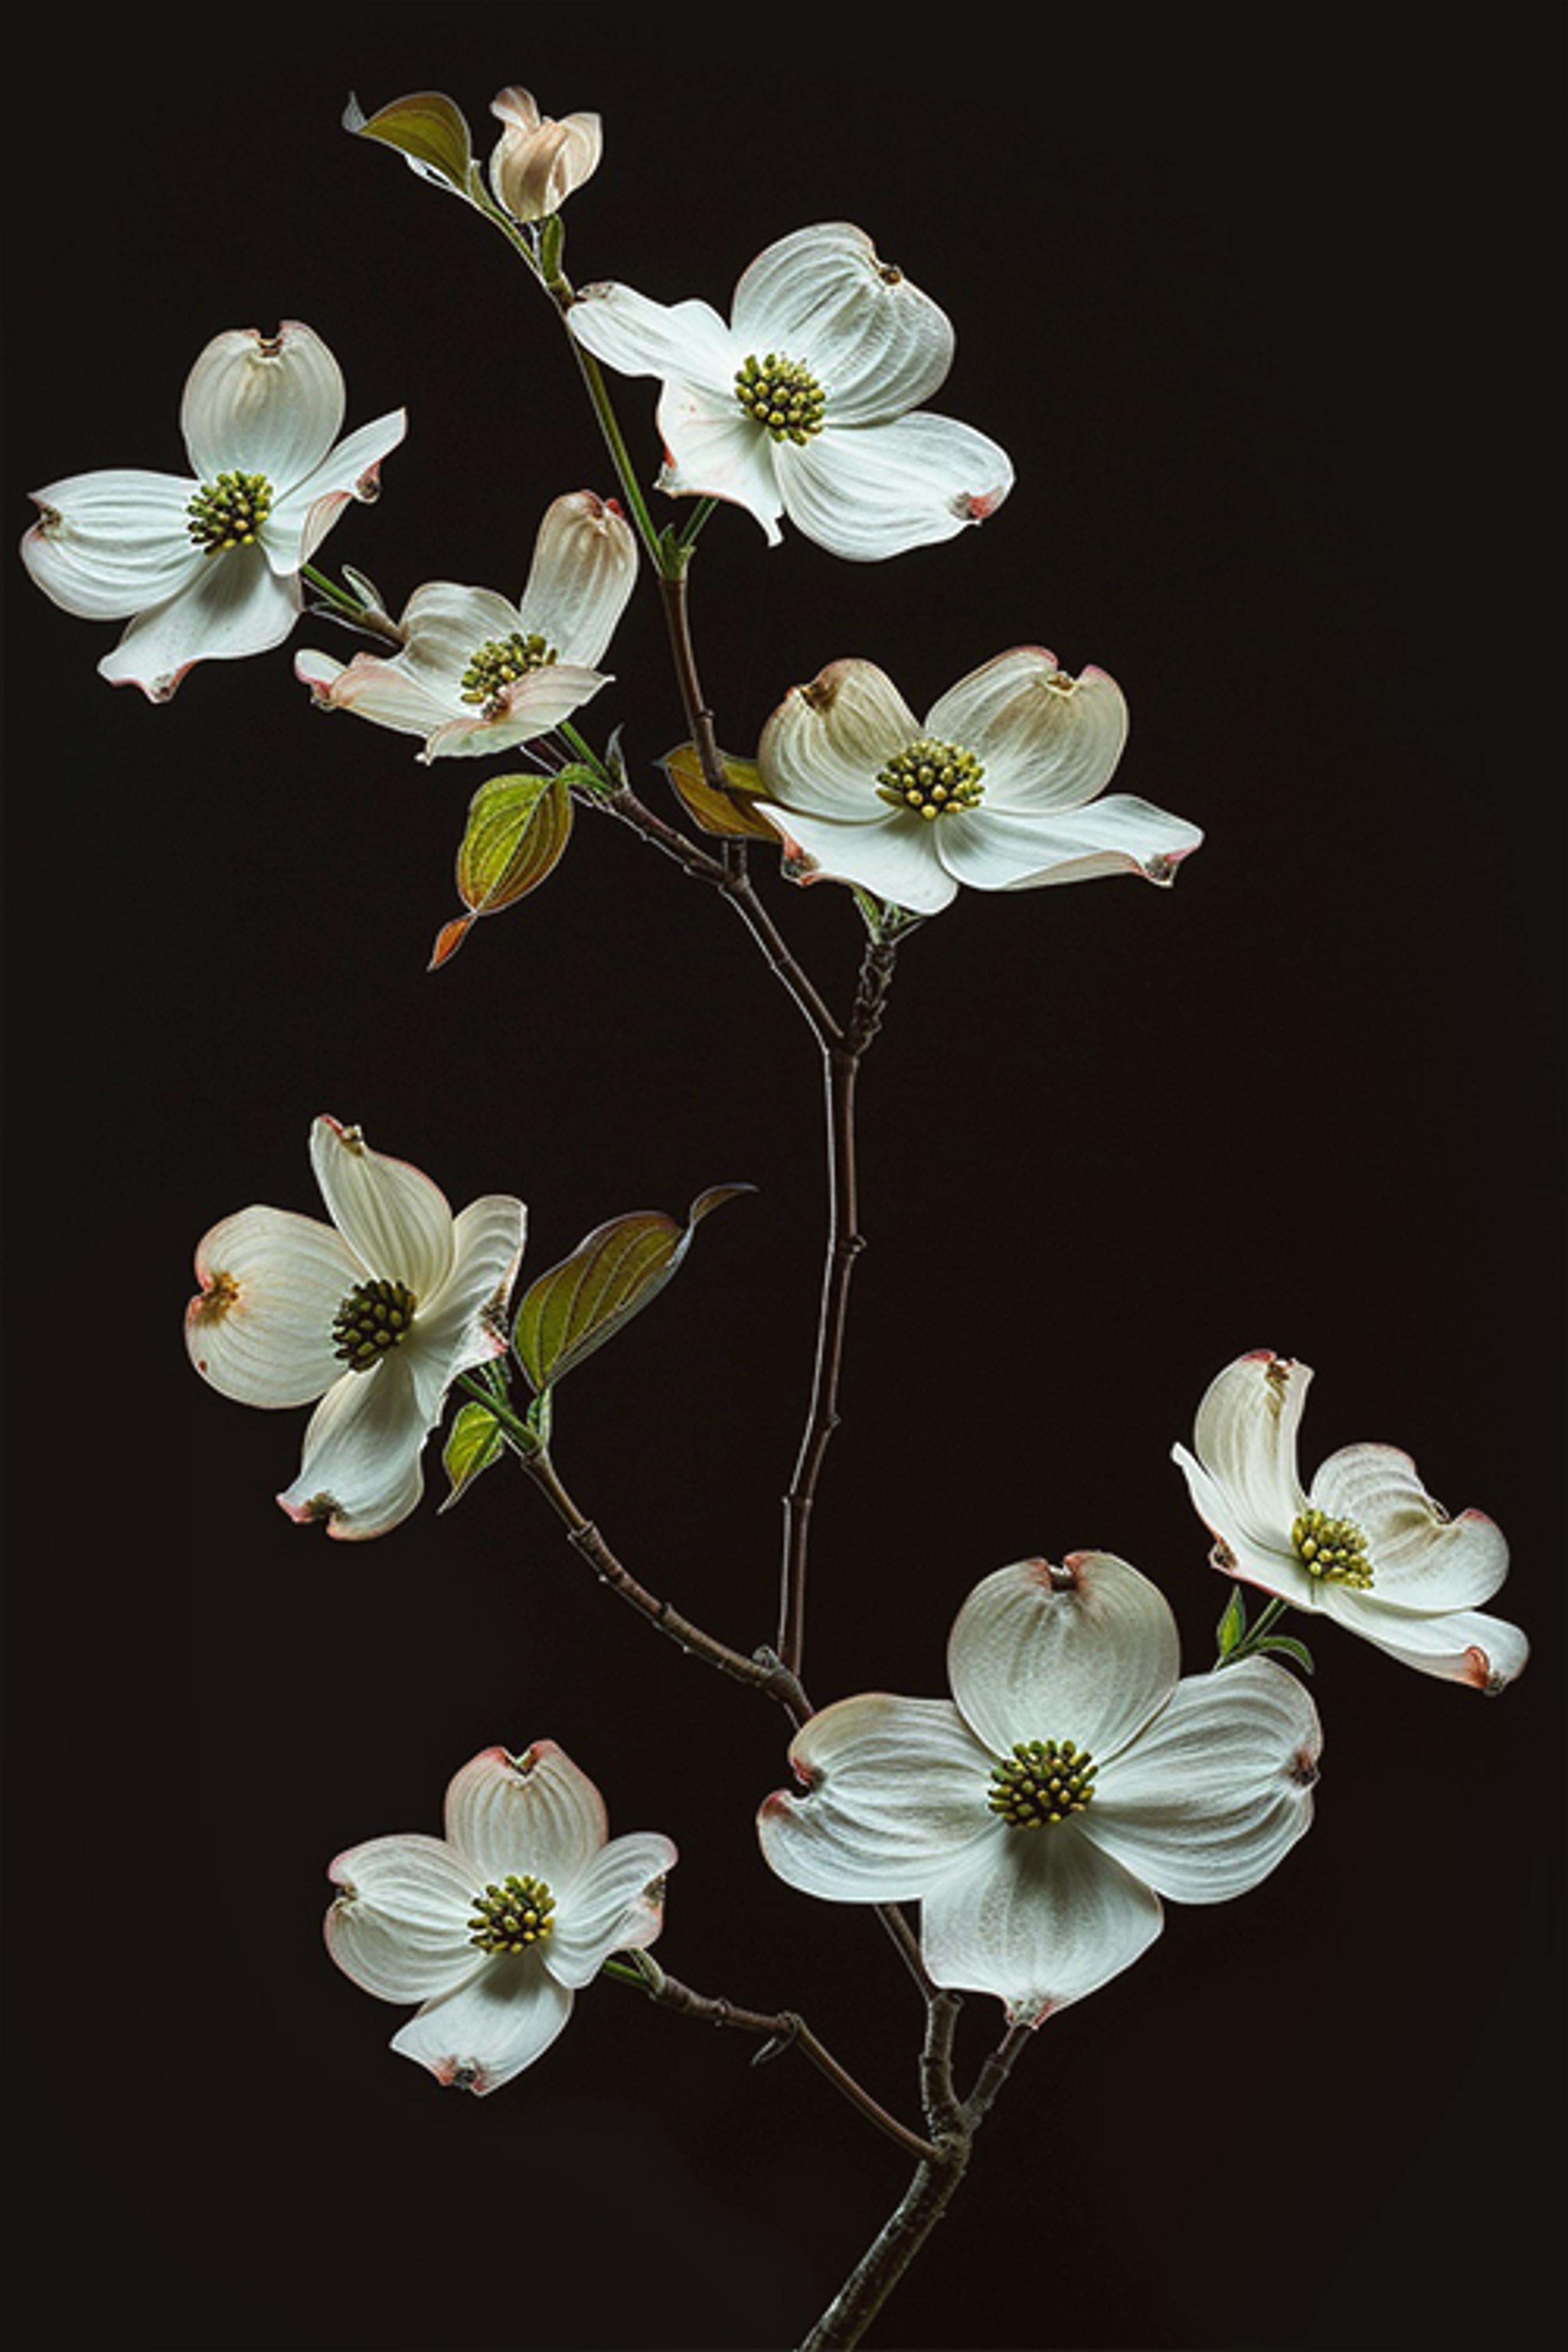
xmin=5 ymin=10 xmax=1563 ymax=2351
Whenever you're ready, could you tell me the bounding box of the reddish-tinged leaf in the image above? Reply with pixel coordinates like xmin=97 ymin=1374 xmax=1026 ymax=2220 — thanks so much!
xmin=659 ymin=741 xmax=777 ymax=840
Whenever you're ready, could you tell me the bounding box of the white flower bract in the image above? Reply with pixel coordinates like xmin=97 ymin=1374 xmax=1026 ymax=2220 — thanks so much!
xmin=758 ymin=1554 xmax=1321 ymax=2024
xmin=21 ymin=322 xmax=405 ymax=701
xmin=1173 ymin=1351 xmax=1528 ymax=1691
xmin=755 ymin=647 xmax=1203 ymax=914
xmin=566 ymin=220 xmax=1013 ymax=560
xmin=326 ymin=1742 xmax=676 ymax=2094
xmin=186 ymin=1115 xmax=525 ymax=1540
xmin=488 ymin=85 xmax=603 ymax=222
xmin=295 ymin=489 xmax=636 ymax=760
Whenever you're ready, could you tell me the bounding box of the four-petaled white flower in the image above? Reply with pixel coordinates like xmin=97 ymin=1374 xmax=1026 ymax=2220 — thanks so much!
xmin=327 ymin=1742 xmax=676 ymax=2094
xmin=1173 ymin=1351 xmax=1528 ymax=1692
xmin=566 ymin=220 xmax=1013 ymax=560
xmin=21 ymin=322 xmax=405 ymax=702
xmin=758 ymin=1555 xmax=1320 ymax=2024
xmin=489 ymin=84 xmax=603 ymax=222
xmin=186 ymin=1115 xmax=525 ymax=1540
xmin=294 ymin=489 xmax=636 ymax=761
xmin=755 ymin=647 xmax=1202 ymax=915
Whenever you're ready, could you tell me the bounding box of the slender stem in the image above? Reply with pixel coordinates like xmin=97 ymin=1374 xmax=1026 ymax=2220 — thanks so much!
xmin=798 ymin=2012 xmax=1035 ymax=2351
xmin=629 ymin=1956 xmax=938 ymax=2165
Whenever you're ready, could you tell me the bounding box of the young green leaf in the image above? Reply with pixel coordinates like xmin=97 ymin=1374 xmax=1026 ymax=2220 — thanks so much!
xmin=512 ymin=1184 xmax=754 ymax=1391
xmin=344 ymin=90 xmax=476 ymax=197
xmin=430 ymin=771 xmax=575 ymax=968
xmin=439 ymin=1397 xmax=506 ymax=1510
xmin=1257 ymin=1633 xmax=1316 ymax=1675
xmin=1216 ymin=1584 xmax=1248 ymax=1658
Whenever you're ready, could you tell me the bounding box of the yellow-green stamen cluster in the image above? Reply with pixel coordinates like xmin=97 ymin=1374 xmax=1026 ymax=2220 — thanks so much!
xmin=1292 ymin=1508 xmax=1374 ymax=1589
xmin=186 ymin=470 xmax=273 ymax=554
xmin=987 ymin=1739 xmax=1098 ymax=1828
xmin=734 ymin=352 xmax=826 ymax=443
xmin=876 ymin=736 xmax=985 ymax=821
xmin=460 ymin=632 xmax=558 ymax=710
xmin=467 ymin=1872 xmax=556 ymax=1953
xmin=330 ymin=1277 xmax=418 ymax=1372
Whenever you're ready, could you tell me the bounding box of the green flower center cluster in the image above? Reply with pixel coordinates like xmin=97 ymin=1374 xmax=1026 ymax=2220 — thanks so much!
xmin=734 ymin=352 xmax=826 ymax=443
xmin=460 ymin=632 xmax=559 ymax=710
xmin=987 ymin=1739 xmax=1098 ymax=1829
xmin=468 ymin=1872 xmax=557 ymax=1953
xmin=186 ymin=470 xmax=274 ymax=554
xmin=331 ymin=1277 xmax=418 ymax=1372
xmin=876 ymin=736 xmax=986 ymax=820
xmin=1291 ymin=1507 xmax=1374 ymax=1588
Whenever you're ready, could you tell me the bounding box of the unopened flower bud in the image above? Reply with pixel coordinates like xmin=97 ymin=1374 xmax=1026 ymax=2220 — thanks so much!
xmin=488 ymin=85 xmax=602 ymax=223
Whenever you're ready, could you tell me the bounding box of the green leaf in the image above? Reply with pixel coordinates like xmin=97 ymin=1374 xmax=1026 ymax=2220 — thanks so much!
xmin=658 ymin=741 xmax=777 ymax=841
xmin=1215 ymin=1585 xmax=1248 ymax=1658
xmin=1257 ymin=1634 xmax=1316 ymax=1675
xmin=431 ymin=773 xmax=574 ymax=968
xmin=439 ymin=1398 xmax=506 ymax=1510
xmin=512 ymin=1184 xmax=755 ymax=1391
xmin=344 ymin=90 xmax=475 ymax=197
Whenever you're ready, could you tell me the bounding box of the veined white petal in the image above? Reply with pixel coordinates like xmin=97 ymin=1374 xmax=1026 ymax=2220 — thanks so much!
xmin=181 ymin=321 xmax=345 ymax=491
xmin=1189 ymin=1353 xmax=1312 ymax=1551
xmin=730 ymin=222 xmax=955 ymax=423
xmin=757 ymin=1694 xmax=996 ymax=1902
xmin=930 ymin=653 xmax=1128 ymax=814
xmin=567 ymin=285 xmax=738 ymax=392
xmin=947 ymin=1555 xmax=1181 ymax=1765
xmin=1324 ymin=1597 xmax=1529 ymax=1692
xmin=547 ymin=1832 xmax=677 ymax=1989
xmin=270 ymin=406 xmax=407 ymax=569
xmin=1171 ymin=1445 xmax=1318 ymax=1606
xmin=399 ymin=581 xmax=529 ymax=684
xmin=324 ymin=1833 xmax=485 ymax=2002
xmin=407 ymin=1194 xmax=526 ymax=1417
xmin=295 ymin=643 xmax=456 ymax=740
xmin=444 ymin=1743 xmax=608 ymax=1894
xmin=516 ymin=490 xmax=638 ymax=669
xmin=757 ymin=803 xmax=957 ymax=914
xmin=921 ymin=1822 xmax=1163 ymax=2024
xmin=309 ymin=1116 xmax=456 ymax=1298
xmin=1083 ymin=1658 xmax=1321 ymax=1902
xmin=935 ymin=797 xmax=1204 ymax=893
xmin=277 ymin=1353 xmax=427 ymax=1540
xmin=96 ymin=548 xmax=301 ymax=702
xmin=21 ymin=469 xmax=200 ymax=620
xmin=186 ymin=1203 xmax=358 ymax=1406
xmin=779 ymin=411 xmax=1013 ymax=561
xmin=656 ymin=382 xmax=785 ymax=542
xmin=418 ymin=661 xmax=611 ymax=759
xmin=391 ymin=1950 xmax=573 ymax=2094
xmin=757 ymin=658 xmax=919 ymax=819
xmin=1309 ymin=1444 xmax=1510 ymax=1613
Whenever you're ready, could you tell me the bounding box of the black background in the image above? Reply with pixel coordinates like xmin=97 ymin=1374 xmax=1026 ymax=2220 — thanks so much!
xmin=5 ymin=10 xmax=1564 ymax=2350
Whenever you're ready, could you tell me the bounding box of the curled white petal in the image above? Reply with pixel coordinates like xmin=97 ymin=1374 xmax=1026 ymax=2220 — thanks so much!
xmin=1309 ymin=1444 xmax=1509 ymax=1613
xmin=444 ymin=1743 xmax=608 ymax=1893
xmin=758 ymin=1694 xmax=996 ymax=1902
xmin=1083 ymin=1658 xmax=1321 ymax=1902
xmin=20 ymin=470 xmax=200 ymax=620
xmin=181 ymin=321 xmax=345 ymax=489
xmin=309 ymin=1114 xmax=456 ymax=1298
xmin=730 ymin=222 xmax=955 ymax=422
xmin=547 ymin=1832 xmax=677 ymax=1989
xmin=932 ymin=653 xmax=1128 ymax=813
xmin=97 ymin=549 xmax=302 ymax=702
xmin=779 ymin=411 xmax=1013 ymax=561
xmin=921 ymin=1824 xmax=1163 ymax=2024
xmin=947 ymin=1555 xmax=1181 ymax=1765
xmin=390 ymin=1951 xmax=573 ymax=2094
xmin=277 ymin=1353 xmax=428 ymax=1540
xmin=186 ymin=1204 xmax=358 ymax=1406
xmin=324 ymin=1833 xmax=484 ymax=2003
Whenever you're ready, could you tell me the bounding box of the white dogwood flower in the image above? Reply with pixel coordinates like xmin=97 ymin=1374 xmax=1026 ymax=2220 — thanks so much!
xmin=758 ymin=1555 xmax=1320 ymax=2024
xmin=1173 ymin=1351 xmax=1528 ymax=1692
xmin=327 ymin=1742 xmax=676 ymax=2094
xmin=186 ymin=1116 xmax=525 ymax=1540
xmin=295 ymin=489 xmax=636 ymax=759
xmin=21 ymin=322 xmax=405 ymax=701
xmin=566 ymin=220 xmax=1013 ymax=559
xmin=755 ymin=647 xmax=1202 ymax=914
xmin=488 ymin=85 xmax=603 ymax=222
